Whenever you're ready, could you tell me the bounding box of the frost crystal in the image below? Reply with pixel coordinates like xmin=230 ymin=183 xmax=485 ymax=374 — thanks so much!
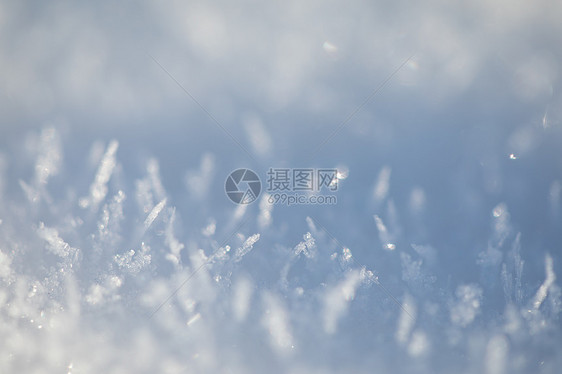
xmin=374 ymin=215 xmax=394 ymax=250
xmin=80 ymin=140 xmax=119 ymax=209
xmin=165 ymin=208 xmax=185 ymax=265
xmin=341 ymin=247 xmax=353 ymax=264
xmin=294 ymin=232 xmax=316 ymax=258
xmin=37 ymin=222 xmax=78 ymax=259
xmin=450 ymin=284 xmax=483 ymax=327
xmin=532 ymin=254 xmax=556 ymax=310
xmin=96 ymin=190 xmax=126 ymax=250
xmin=114 ymin=243 xmax=151 ymax=274
xmin=144 ymin=198 xmax=166 ymax=230
xmin=35 ymin=127 xmax=62 ymax=186
xmin=235 ymin=233 xmax=260 ymax=262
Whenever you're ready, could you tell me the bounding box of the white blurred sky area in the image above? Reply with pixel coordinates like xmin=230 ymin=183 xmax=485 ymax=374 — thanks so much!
xmin=1 ymin=0 xmax=562 ymax=373
xmin=1 ymin=0 xmax=561 ymax=132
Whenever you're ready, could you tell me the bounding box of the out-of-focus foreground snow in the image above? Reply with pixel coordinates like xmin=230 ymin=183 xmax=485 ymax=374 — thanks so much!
xmin=1 ymin=0 xmax=562 ymax=373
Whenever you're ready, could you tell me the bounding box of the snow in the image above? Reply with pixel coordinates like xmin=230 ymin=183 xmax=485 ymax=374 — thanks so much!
xmin=0 ymin=250 xmax=12 ymax=281
xmin=450 ymin=284 xmax=483 ymax=327
xmin=79 ymin=140 xmax=119 ymax=210
xmin=485 ymin=334 xmax=509 ymax=374
xmin=232 ymin=276 xmax=253 ymax=322
xmin=37 ymin=222 xmax=78 ymax=260
xmin=374 ymin=214 xmax=395 ymax=251
xmin=1 ymin=0 xmax=562 ymax=373
xmin=235 ymin=233 xmax=260 ymax=262
xmin=262 ymin=292 xmax=294 ymax=354
xmin=143 ymin=198 xmax=166 ymax=230
xmin=373 ymin=166 xmax=391 ymax=203
xmin=532 ymin=254 xmax=557 ymax=310
xmin=293 ymin=232 xmax=316 ymax=258
xmin=395 ymin=293 xmax=417 ymax=345
xmin=322 ymin=268 xmax=368 ymax=334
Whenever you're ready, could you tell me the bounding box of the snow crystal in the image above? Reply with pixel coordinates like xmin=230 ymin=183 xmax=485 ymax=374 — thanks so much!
xmin=165 ymin=208 xmax=185 ymax=265
xmin=491 ymin=203 xmax=511 ymax=248
xmin=37 ymin=222 xmax=78 ymax=259
xmin=408 ymin=330 xmax=430 ymax=357
xmin=201 ymin=219 xmax=216 ymax=237
xmin=401 ymin=252 xmax=423 ymax=284
xmin=96 ymin=190 xmax=125 ymax=249
xmin=485 ymin=334 xmax=508 ymax=374
xmin=114 ymin=242 xmax=151 ymax=274
xmin=305 ymin=216 xmax=318 ymax=234
xmin=147 ymin=158 xmax=166 ymax=201
xmin=335 ymin=164 xmax=349 ymax=180
xmin=322 ymin=269 xmax=367 ymax=334
xmin=144 ymin=198 xmax=166 ymax=230
xmin=19 ymin=179 xmax=39 ymax=203
xmin=235 ymin=233 xmax=260 ymax=262
xmin=341 ymin=247 xmax=353 ymax=264
xmin=85 ymin=275 xmax=122 ymax=305
xmin=374 ymin=215 xmax=395 ymax=251
xmin=373 ymin=166 xmax=391 ymax=202
xmin=232 ymin=203 xmax=247 ymax=222
xmin=395 ymin=293 xmax=417 ymax=345
xmin=232 ymin=276 xmax=254 ymax=322
xmin=211 ymin=245 xmax=231 ymax=262
xmin=450 ymin=284 xmax=483 ymax=327
xmin=186 ymin=312 xmax=202 ymax=327
xmin=79 ymin=140 xmax=119 ymax=209
xmin=294 ymin=232 xmax=316 ymax=258
xmin=479 ymin=203 xmax=514 ymax=266
xmin=35 ymin=127 xmax=62 ymax=186
xmin=261 ymin=292 xmax=294 ymax=354
xmin=501 ymin=233 xmax=524 ymax=304
xmin=532 ymin=253 xmax=556 ymax=310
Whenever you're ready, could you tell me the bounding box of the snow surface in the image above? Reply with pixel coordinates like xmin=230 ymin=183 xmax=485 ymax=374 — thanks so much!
xmin=1 ymin=0 xmax=562 ymax=373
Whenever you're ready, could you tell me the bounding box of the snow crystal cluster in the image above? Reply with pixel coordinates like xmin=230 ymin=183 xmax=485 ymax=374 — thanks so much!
xmin=0 ymin=126 xmax=560 ymax=374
